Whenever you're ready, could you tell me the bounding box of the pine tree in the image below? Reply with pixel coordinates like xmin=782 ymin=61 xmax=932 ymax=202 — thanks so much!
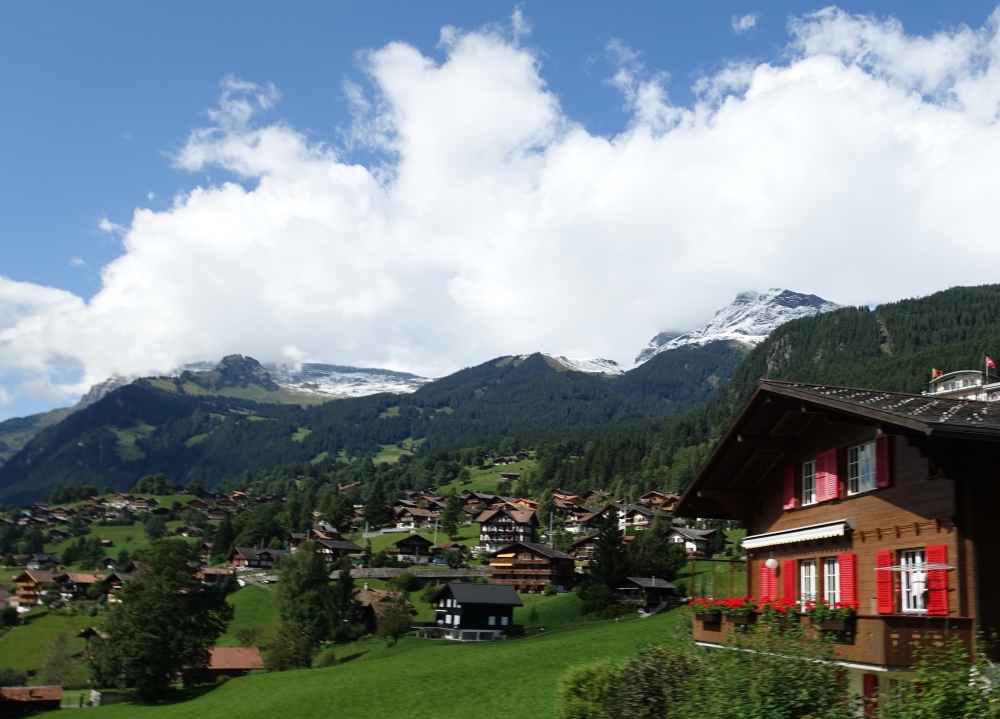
xmin=211 ymin=513 xmax=236 ymax=564
xmin=589 ymin=513 xmax=628 ymax=590
xmin=364 ymin=478 xmax=391 ymax=529
xmin=275 ymin=541 xmax=334 ymax=646
xmin=440 ymin=492 xmax=462 ymax=540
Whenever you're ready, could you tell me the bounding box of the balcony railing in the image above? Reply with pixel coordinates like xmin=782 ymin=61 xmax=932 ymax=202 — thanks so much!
xmin=692 ymin=613 xmax=974 ymax=668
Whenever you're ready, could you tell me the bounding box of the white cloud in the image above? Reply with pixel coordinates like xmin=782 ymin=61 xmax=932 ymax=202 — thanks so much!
xmin=4 ymin=8 xmax=1000 ymax=409
xmin=69 ymin=257 xmax=85 ymax=267
xmin=732 ymin=13 xmax=758 ymax=34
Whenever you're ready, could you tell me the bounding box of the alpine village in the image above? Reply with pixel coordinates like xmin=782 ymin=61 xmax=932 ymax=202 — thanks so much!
xmin=4 ymin=285 xmax=1000 ymax=718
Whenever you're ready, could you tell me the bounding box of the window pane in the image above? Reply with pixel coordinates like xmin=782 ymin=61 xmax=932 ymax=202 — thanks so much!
xmin=802 ymin=461 xmax=816 ymax=506
xmin=800 ymin=560 xmax=816 ymax=607
xmin=902 ymin=550 xmax=926 ymax=612
xmin=823 ymin=558 xmax=839 ymax=605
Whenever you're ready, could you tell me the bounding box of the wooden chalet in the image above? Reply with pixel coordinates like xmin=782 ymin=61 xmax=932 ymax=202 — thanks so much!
xmin=356 ymin=583 xmax=412 ymax=634
xmin=62 ymin=572 xmax=108 ymax=599
xmin=487 ymin=542 xmax=576 ymax=592
xmin=228 ymin=547 xmax=274 ymax=570
xmin=613 ymin=576 xmax=677 ymax=608
xmin=476 ymin=507 xmax=537 ymax=552
xmin=12 ymin=569 xmax=67 ymax=610
xmin=433 ymin=582 xmax=522 ymax=641
xmin=0 ymin=687 xmax=63 ymax=713
xmin=639 ymin=490 xmax=681 ymax=511
xmin=667 ymin=526 xmax=718 ymax=556
xmin=191 ymin=647 xmax=264 ymax=683
xmin=564 ymin=507 xmax=608 ymax=535
xmin=393 ymin=506 xmax=439 ymax=531
xmin=315 ymin=538 xmax=362 ymax=562
xmin=392 ymin=534 xmax=434 ymax=564
xmin=676 ymin=380 xmax=1000 ymax=698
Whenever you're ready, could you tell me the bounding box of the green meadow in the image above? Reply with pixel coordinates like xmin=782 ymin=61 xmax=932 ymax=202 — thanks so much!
xmin=0 ymin=610 xmax=101 ymax=675
xmin=64 ymin=604 xmax=690 ymax=719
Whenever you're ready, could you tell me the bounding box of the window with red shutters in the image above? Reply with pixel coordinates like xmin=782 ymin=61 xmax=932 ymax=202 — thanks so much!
xmin=925 ymin=544 xmax=949 ymax=616
xmin=876 ymin=550 xmax=894 ymax=614
xmin=760 ymin=563 xmax=778 ymax=602
xmin=782 ymin=464 xmax=798 ymax=510
xmin=838 ymin=553 xmax=858 ymax=606
xmin=875 ymin=435 xmax=891 ymax=488
xmin=782 ymin=559 xmax=796 ymax=599
xmin=816 ymin=449 xmax=840 ymax=502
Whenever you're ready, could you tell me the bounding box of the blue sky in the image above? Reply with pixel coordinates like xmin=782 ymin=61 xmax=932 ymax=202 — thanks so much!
xmin=3 ymin=1 xmax=1000 ymax=420
xmin=4 ymin=1 xmax=995 ymax=299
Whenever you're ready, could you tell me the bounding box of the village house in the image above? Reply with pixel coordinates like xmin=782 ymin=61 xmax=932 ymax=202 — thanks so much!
xmin=564 ymin=507 xmax=608 ymax=535
xmin=666 ymin=526 xmax=719 ymax=556
xmin=476 ymin=507 xmax=537 ymax=552
xmin=61 ymin=572 xmax=108 ymax=600
xmin=392 ymin=534 xmax=434 ymax=564
xmin=228 ymin=547 xmax=275 ymax=570
xmin=613 ymin=576 xmax=677 ymax=609
xmin=26 ymin=553 xmax=60 ymax=570
xmin=315 ymin=538 xmax=362 ymax=563
xmin=639 ymin=490 xmax=681 ymax=511
xmin=676 ymin=380 xmax=1000 ymax=701
xmin=487 ymin=542 xmax=576 ymax=592
xmin=12 ymin=569 xmax=67 ymax=611
xmin=393 ymin=506 xmax=439 ymax=531
xmin=616 ymin=504 xmax=664 ymax=533
xmin=0 ymin=687 xmax=63 ymax=713
xmin=433 ymin=582 xmax=522 ymax=641
xmin=356 ymin=583 xmax=412 ymax=635
xmin=191 ymin=647 xmax=264 ymax=683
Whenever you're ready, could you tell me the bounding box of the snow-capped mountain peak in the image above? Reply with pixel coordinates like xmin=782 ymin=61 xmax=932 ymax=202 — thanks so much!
xmin=634 ymin=288 xmax=841 ymax=364
xmin=542 ymin=354 xmax=627 ymax=376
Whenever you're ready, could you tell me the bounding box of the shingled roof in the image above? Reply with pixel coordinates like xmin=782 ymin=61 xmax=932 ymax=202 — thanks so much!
xmin=676 ymin=380 xmax=1000 ymax=520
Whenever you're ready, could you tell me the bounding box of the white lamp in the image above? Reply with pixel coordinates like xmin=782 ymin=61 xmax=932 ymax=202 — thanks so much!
xmin=765 ymin=557 xmax=779 ymax=570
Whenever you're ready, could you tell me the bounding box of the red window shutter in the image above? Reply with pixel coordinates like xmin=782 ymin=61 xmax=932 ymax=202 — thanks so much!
xmin=876 ymin=550 xmax=894 ymax=614
xmin=926 ymin=545 xmax=949 ymax=616
xmin=760 ymin=563 xmax=777 ymax=602
xmin=838 ymin=553 xmax=858 ymax=606
xmin=782 ymin=559 xmax=796 ymax=599
xmin=782 ymin=464 xmax=798 ymax=510
xmin=875 ymin=435 xmax=891 ymax=488
xmin=816 ymin=449 xmax=839 ymax=502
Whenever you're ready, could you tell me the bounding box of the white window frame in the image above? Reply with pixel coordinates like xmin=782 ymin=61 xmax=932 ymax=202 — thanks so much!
xmin=488 ymin=616 xmax=496 ymax=626
xmin=901 ymin=549 xmax=927 ymax=613
xmin=501 ymin=616 xmax=509 ymax=626
xmin=848 ymin=441 xmax=877 ymax=495
xmin=445 ymin=614 xmax=452 ymax=625
xmin=802 ymin=461 xmax=817 ymax=506
xmin=823 ymin=558 xmax=840 ymax=605
xmin=800 ymin=559 xmax=817 ymax=608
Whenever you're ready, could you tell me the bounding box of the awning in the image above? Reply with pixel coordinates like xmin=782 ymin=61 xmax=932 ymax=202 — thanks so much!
xmin=742 ymin=519 xmax=854 ymax=550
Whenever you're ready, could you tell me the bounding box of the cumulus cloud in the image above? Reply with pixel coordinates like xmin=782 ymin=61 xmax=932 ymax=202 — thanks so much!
xmin=732 ymin=13 xmax=758 ymax=34
xmin=3 ymin=8 xmax=1000 ymax=410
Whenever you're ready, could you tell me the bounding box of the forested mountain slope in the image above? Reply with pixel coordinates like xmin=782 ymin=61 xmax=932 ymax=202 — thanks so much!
xmin=0 ymin=343 xmax=743 ymax=503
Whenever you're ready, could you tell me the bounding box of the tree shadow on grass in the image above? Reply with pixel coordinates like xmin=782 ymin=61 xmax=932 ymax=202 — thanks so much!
xmin=140 ymin=683 xmax=223 ymax=706
xmin=337 ymin=652 xmax=365 ymax=664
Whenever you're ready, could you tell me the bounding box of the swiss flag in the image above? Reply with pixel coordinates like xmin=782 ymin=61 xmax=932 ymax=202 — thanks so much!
xmin=988 ymin=357 xmax=996 ymax=369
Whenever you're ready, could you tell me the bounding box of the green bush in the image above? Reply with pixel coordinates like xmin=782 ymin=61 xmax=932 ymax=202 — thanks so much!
xmin=543 ymin=584 xmax=557 ymax=596
xmin=313 ymin=646 xmax=338 ymax=668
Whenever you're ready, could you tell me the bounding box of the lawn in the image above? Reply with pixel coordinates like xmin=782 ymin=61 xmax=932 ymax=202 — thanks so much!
xmin=69 ymin=605 xmax=691 ymax=719
xmin=215 ymin=585 xmax=281 ymax=647
xmin=43 ymin=522 xmax=192 ymax=567
xmin=513 ymin=592 xmax=582 ymax=628
xmin=0 ymin=611 xmax=101 ymax=674
xmin=684 ymin=559 xmax=747 ymax=598
xmin=435 ymin=459 xmax=538 ymax=495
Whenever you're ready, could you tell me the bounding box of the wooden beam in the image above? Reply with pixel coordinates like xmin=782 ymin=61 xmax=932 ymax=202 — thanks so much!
xmin=737 ymin=434 xmax=795 ymax=452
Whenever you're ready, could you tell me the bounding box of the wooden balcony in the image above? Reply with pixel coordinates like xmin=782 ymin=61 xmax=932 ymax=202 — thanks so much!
xmin=692 ymin=613 xmax=974 ymax=669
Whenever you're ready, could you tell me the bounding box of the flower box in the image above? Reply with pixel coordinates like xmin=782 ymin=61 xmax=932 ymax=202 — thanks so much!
xmin=773 ymin=614 xmax=798 ymax=627
xmin=727 ymin=613 xmax=755 ymax=625
xmin=818 ymin=617 xmax=855 ymax=632
xmin=694 ymin=612 xmax=721 ymax=623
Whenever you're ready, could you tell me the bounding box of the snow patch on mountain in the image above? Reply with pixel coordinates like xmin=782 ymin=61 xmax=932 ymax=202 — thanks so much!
xmin=542 ymin=355 xmax=627 ymax=376
xmin=635 ymin=289 xmax=841 ymax=364
xmin=266 ymin=363 xmax=433 ymax=398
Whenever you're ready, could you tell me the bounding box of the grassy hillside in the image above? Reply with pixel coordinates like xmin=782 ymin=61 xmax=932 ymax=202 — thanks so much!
xmin=63 ymin=607 xmax=690 ymax=719
xmin=0 ymin=610 xmax=100 ymax=674
xmin=215 ymin=585 xmax=281 ymax=648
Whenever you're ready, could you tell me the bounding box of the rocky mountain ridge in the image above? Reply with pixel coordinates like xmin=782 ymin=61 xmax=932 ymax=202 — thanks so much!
xmin=634 ymin=288 xmax=842 ymax=364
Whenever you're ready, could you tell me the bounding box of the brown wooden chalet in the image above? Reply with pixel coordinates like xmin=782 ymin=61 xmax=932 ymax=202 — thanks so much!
xmin=228 ymin=547 xmax=275 ymax=570
xmin=393 ymin=506 xmax=439 ymax=531
xmin=432 ymin=582 xmax=522 ymax=641
xmin=315 ymin=538 xmax=362 ymax=562
xmin=477 ymin=507 xmax=537 ymax=552
xmin=12 ymin=569 xmax=67 ymax=610
xmin=191 ymin=647 xmax=264 ymax=683
xmin=487 ymin=542 xmax=576 ymax=592
xmin=392 ymin=534 xmax=434 ymax=564
xmin=613 ymin=576 xmax=677 ymax=609
xmin=676 ymin=380 xmax=1000 ymax=695
xmin=0 ymin=686 xmax=63 ymax=713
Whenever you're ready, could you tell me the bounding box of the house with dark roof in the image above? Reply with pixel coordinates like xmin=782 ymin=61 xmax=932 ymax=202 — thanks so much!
xmin=393 ymin=506 xmax=439 ymax=531
xmin=613 ymin=576 xmax=677 ymax=608
xmin=433 ymin=582 xmax=523 ymax=640
xmin=228 ymin=547 xmax=275 ymax=570
xmin=391 ymin=534 xmax=434 ymax=564
xmin=0 ymin=686 xmax=63 ymax=712
xmin=476 ymin=507 xmax=537 ymax=552
xmin=667 ymin=526 xmax=718 ymax=556
xmin=487 ymin=542 xmax=576 ymax=592
xmin=315 ymin=538 xmax=363 ymax=563
xmin=676 ymin=380 xmax=1000 ymax=702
